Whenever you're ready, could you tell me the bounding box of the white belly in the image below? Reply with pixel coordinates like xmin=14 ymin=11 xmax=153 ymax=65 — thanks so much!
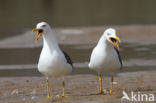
xmin=89 ymin=44 xmax=121 ymax=73
xmin=38 ymin=49 xmax=72 ymax=78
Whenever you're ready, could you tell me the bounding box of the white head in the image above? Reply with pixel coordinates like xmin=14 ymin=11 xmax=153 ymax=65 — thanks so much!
xmin=32 ymin=22 xmax=51 ymax=40
xmin=104 ymin=28 xmax=120 ymax=49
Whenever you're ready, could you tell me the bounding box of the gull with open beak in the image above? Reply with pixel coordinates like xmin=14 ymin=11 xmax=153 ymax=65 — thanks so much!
xmin=88 ymin=28 xmax=122 ymax=95
xmin=32 ymin=22 xmax=73 ymax=98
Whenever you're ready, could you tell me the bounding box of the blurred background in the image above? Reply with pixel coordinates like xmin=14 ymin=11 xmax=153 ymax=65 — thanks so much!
xmin=1 ymin=1 xmax=156 ymax=102
xmin=1 ymin=0 xmax=156 ymax=38
xmin=0 ymin=0 xmax=156 ymax=76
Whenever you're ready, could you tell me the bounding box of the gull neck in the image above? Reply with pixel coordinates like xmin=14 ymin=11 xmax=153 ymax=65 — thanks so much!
xmin=42 ymin=29 xmax=59 ymax=51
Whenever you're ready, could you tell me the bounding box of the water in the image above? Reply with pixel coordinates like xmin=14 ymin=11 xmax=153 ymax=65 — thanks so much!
xmin=0 ymin=43 xmax=155 ymax=77
xmin=1 ymin=0 xmax=156 ymax=38
xmin=0 ymin=44 xmax=156 ymax=65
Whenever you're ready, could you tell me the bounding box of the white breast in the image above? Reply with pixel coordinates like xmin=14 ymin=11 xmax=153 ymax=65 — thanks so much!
xmin=88 ymin=41 xmax=121 ymax=73
xmin=38 ymin=48 xmax=72 ymax=78
xmin=37 ymin=31 xmax=72 ymax=78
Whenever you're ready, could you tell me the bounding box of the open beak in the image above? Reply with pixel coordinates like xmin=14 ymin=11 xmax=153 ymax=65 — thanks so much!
xmin=32 ymin=28 xmax=43 ymax=41
xmin=109 ymin=35 xmax=120 ymax=50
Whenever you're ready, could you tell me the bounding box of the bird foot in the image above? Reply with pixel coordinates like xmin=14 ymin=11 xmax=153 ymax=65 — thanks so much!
xmin=109 ymin=90 xmax=113 ymax=95
xmin=61 ymin=95 xmax=68 ymax=98
xmin=58 ymin=94 xmax=68 ymax=98
xmin=46 ymin=95 xmax=52 ymax=99
xmin=97 ymin=91 xmax=105 ymax=95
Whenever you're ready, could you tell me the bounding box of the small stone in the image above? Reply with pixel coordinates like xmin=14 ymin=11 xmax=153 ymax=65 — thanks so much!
xmin=30 ymin=90 xmax=37 ymax=95
xmin=103 ymin=89 xmax=109 ymax=94
xmin=11 ymin=89 xmax=19 ymax=95
xmin=113 ymin=82 xmax=117 ymax=85
xmin=56 ymin=94 xmax=60 ymax=98
xmin=31 ymin=96 xmax=37 ymax=100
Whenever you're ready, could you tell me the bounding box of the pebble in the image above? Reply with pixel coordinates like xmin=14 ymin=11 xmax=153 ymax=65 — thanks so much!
xmin=11 ymin=89 xmax=19 ymax=95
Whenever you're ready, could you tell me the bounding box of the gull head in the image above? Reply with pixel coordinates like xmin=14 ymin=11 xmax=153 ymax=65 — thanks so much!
xmin=32 ymin=22 xmax=51 ymax=41
xmin=104 ymin=28 xmax=120 ymax=49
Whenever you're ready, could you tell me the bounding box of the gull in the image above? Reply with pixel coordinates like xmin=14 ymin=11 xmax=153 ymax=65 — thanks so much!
xmin=88 ymin=28 xmax=122 ymax=94
xmin=32 ymin=22 xmax=73 ymax=98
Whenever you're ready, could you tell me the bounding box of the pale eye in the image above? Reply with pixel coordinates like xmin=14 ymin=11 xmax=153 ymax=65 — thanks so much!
xmin=107 ymin=33 xmax=111 ymax=36
xmin=42 ymin=25 xmax=46 ymax=27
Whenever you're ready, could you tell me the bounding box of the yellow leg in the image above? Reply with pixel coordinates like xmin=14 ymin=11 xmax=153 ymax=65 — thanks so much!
xmin=61 ymin=80 xmax=67 ymax=98
xmin=98 ymin=74 xmax=104 ymax=94
xmin=109 ymin=75 xmax=114 ymax=94
xmin=46 ymin=79 xmax=51 ymax=98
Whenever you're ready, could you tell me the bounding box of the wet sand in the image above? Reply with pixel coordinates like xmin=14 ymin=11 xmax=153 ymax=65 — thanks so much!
xmin=0 ymin=71 xmax=156 ymax=103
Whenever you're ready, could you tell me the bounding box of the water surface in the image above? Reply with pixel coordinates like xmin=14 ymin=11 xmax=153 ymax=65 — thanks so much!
xmin=0 ymin=43 xmax=155 ymax=77
xmin=1 ymin=0 xmax=156 ymax=38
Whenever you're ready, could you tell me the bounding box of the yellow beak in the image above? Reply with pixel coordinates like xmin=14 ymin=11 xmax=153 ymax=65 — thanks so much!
xmin=110 ymin=35 xmax=120 ymax=50
xmin=32 ymin=28 xmax=38 ymax=33
xmin=114 ymin=35 xmax=120 ymax=42
xmin=32 ymin=28 xmax=42 ymax=41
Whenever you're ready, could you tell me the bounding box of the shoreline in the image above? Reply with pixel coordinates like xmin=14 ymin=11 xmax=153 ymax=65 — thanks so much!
xmin=0 ymin=25 xmax=156 ymax=48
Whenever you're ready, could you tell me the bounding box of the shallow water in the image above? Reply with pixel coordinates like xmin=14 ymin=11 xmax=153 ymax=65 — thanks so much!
xmin=1 ymin=0 xmax=156 ymax=39
xmin=0 ymin=43 xmax=155 ymax=77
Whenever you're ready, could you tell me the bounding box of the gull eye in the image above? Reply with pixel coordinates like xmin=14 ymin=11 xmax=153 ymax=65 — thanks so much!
xmin=107 ymin=33 xmax=111 ymax=36
xmin=42 ymin=25 xmax=46 ymax=27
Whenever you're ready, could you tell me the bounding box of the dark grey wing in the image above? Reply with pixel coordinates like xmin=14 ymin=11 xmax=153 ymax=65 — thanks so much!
xmin=114 ymin=47 xmax=122 ymax=69
xmin=62 ymin=51 xmax=73 ymax=67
